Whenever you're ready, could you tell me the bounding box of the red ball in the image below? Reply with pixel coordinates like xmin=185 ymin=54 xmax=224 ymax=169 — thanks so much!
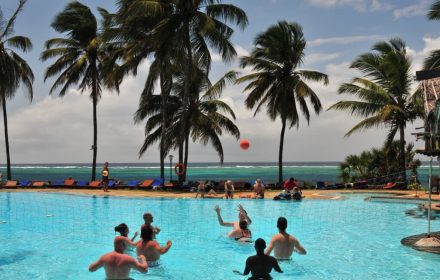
xmin=240 ymin=139 xmax=250 ymax=150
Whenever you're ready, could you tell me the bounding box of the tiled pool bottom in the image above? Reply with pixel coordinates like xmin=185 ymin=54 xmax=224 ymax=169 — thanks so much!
xmin=0 ymin=192 xmax=439 ymax=279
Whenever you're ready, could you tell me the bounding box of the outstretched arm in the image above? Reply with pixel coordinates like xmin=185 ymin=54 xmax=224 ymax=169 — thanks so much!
xmin=132 ymin=255 xmax=148 ymax=273
xmin=214 ymin=206 xmax=234 ymax=227
xmin=156 ymin=240 xmax=172 ymax=254
xmin=238 ymin=204 xmax=252 ymax=225
xmin=88 ymin=257 xmax=103 ymax=272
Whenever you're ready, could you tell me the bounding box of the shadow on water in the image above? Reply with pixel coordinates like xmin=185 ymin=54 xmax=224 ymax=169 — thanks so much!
xmin=0 ymin=250 xmax=36 ymax=267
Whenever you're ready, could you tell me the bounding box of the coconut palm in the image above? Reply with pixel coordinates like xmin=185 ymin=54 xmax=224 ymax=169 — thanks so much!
xmin=425 ymin=1 xmax=440 ymax=69
xmin=124 ymin=0 xmax=248 ymax=183
xmin=41 ymin=2 xmax=115 ymax=181
xmin=237 ymin=21 xmax=329 ymax=184
xmin=134 ymin=70 xmax=240 ymax=170
xmin=0 ymin=0 xmax=34 ymax=180
xmin=329 ymin=38 xmax=424 ymax=185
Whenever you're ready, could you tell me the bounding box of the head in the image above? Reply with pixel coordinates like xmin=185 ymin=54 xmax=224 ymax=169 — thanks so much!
xmin=143 ymin=212 xmax=153 ymax=224
xmin=277 ymin=217 xmax=288 ymax=232
xmin=104 ymin=162 xmax=109 ymax=167
xmin=239 ymin=220 xmax=248 ymax=230
xmin=114 ymin=236 xmax=126 ymax=253
xmin=140 ymin=225 xmax=154 ymax=242
xmin=254 ymin=238 xmax=266 ymax=255
xmin=114 ymin=223 xmax=129 ymax=237
xmin=289 ymin=177 xmax=295 ymax=182
xmin=256 ymin=179 xmax=261 ymax=185
xmin=226 ymin=180 xmax=232 ymax=185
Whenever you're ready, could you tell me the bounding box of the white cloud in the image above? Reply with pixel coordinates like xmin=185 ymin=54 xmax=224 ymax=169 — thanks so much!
xmin=306 ymin=0 xmax=392 ymax=12
xmin=309 ymin=34 xmax=389 ymax=47
xmin=393 ymin=0 xmax=430 ymax=20
xmin=304 ymin=52 xmax=341 ymax=65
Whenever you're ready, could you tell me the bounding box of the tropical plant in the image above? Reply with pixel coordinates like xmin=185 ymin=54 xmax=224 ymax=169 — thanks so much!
xmin=236 ymin=21 xmax=329 ymax=184
xmin=0 ymin=0 xmax=34 ymax=180
xmin=134 ymin=69 xmax=240 ymax=173
xmin=41 ymin=1 xmax=115 ymax=181
xmin=123 ymin=0 xmax=248 ymax=183
xmin=329 ymin=38 xmax=425 ymax=185
xmin=340 ymin=141 xmax=421 ymax=185
xmin=425 ymin=1 xmax=440 ymax=69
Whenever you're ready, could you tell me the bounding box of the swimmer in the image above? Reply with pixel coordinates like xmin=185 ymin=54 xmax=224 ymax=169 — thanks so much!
xmin=136 ymin=225 xmax=172 ymax=265
xmin=214 ymin=204 xmax=252 ymax=231
xmin=141 ymin=212 xmax=160 ymax=238
xmin=265 ymin=217 xmax=306 ymax=260
xmin=229 ymin=220 xmax=252 ymax=242
xmin=89 ymin=236 xmax=147 ymax=279
xmin=114 ymin=223 xmax=139 ymax=250
xmin=233 ymin=238 xmax=282 ymax=279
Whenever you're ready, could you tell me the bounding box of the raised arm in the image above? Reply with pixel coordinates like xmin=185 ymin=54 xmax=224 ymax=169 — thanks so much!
xmin=88 ymin=257 xmax=103 ymax=272
xmin=124 ymin=236 xmax=138 ymax=247
xmin=131 ymin=231 xmax=139 ymax=242
xmin=238 ymin=204 xmax=252 ymax=225
xmin=214 ymin=205 xmax=234 ymax=227
xmin=155 ymin=240 xmax=172 ymax=254
xmin=132 ymin=255 xmax=148 ymax=273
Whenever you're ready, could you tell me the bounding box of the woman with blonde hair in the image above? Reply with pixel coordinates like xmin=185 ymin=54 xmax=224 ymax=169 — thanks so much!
xmin=224 ymin=180 xmax=235 ymax=199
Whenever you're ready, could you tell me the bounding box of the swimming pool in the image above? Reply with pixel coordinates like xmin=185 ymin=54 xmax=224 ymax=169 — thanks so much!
xmin=0 ymin=192 xmax=439 ymax=279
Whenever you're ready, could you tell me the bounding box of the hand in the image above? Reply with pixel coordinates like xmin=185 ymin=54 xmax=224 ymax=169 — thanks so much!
xmin=133 ymin=231 xmax=139 ymax=238
xmin=237 ymin=204 xmax=245 ymax=212
xmin=214 ymin=205 xmax=221 ymax=213
xmin=155 ymin=227 xmax=161 ymax=234
xmin=232 ymin=270 xmax=242 ymax=275
xmin=166 ymin=240 xmax=172 ymax=247
xmin=137 ymin=255 xmax=146 ymax=262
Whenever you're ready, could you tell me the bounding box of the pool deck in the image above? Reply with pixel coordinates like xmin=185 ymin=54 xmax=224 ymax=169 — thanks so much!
xmin=2 ymin=188 xmax=440 ymax=201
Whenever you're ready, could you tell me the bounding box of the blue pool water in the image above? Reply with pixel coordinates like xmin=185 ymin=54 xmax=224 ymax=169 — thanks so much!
xmin=0 ymin=192 xmax=439 ymax=279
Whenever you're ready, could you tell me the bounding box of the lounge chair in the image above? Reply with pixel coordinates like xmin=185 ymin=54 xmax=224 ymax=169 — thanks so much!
xmin=18 ymin=180 xmax=30 ymax=187
xmin=50 ymin=180 xmax=65 ymax=187
xmin=152 ymin=178 xmax=164 ymax=190
xmin=383 ymin=182 xmax=397 ymax=189
xmin=76 ymin=180 xmax=89 ymax=188
xmin=88 ymin=180 xmax=102 ymax=188
xmin=4 ymin=180 xmax=18 ymax=188
xmin=139 ymin=179 xmax=154 ymax=188
xmin=31 ymin=181 xmax=47 ymax=187
xmin=108 ymin=180 xmax=118 ymax=188
xmin=127 ymin=180 xmax=140 ymax=188
xmin=64 ymin=178 xmax=75 ymax=187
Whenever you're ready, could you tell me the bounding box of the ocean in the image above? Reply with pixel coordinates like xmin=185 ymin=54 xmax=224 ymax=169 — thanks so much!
xmin=0 ymin=162 xmax=435 ymax=187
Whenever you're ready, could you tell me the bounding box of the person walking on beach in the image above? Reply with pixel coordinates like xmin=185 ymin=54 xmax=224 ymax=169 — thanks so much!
xmin=233 ymin=238 xmax=282 ymax=279
xmin=265 ymin=217 xmax=306 ymax=259
xmin=142 ymin=212 xmax=160 ymax=238
xmin=101 ymin=162 xmax=109 ymax=192
xmin=214 ymin=204 xmax=252 ymax=232
xmin=224 ymin=180 xmax=235 ymax=199
xmin=136 ymin=225 xmax=172 ymax=267
xmin=89 ymin=236 xmax=148 ymax=279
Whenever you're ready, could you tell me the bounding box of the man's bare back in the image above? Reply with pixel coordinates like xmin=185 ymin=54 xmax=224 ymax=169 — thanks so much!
xmin=101 ymin=252 xmax=139 ymax=279
xmin=265 ymin=217 xmax=306 ymax=259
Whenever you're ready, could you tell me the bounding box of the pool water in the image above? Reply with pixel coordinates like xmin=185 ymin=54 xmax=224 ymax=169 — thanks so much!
xmin=0 ymin=192 xmax=439 ymax=279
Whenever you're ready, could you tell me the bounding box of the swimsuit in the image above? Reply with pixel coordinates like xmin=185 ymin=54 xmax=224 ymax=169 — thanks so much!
xmin=235 ymin=230 xmax=252 ymax=242
xmin=147 ymin=260 xmax=160 ymax=267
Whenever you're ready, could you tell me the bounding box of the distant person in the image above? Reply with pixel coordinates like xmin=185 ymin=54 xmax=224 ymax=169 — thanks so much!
xmin=142 ymin=212 xmax=160 ymax=238
xmin=224 ymin=180 xmax=235 ymax=199
xmin=214 ymin=204 xmax=252 ymax=234
xmin=102 ymin=162 xmax=109 ymax=192
xmin=229 ymin=220 xmax=252 ymax=242
xmin=114 ymin=223 xmax=139 ymax=250
xmin=283 ymin=177 xmax=298 ymax=193
xmin=265 ymin=217 xmax=306 ymax=260
xmin=292 ymin=187 xmax=302 ymax=201
xmin=253 ymin=179 xmax=265 ymax=199
xmin=89 ymin=236 xmax=148 ymax=279
xmin=234 ymin=238 xmax=282 ymax=279
xmin=136 ymin=225 xmax=172 ymax=267
xmin=195 ymin=181 xmax=206 ymax=198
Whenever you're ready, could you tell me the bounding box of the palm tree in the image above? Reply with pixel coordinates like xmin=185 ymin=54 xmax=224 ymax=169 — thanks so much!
xmin=134 ymin=69 xmax=240 ymax=172
xmin=125 ymin=0 xmax=248 ymax=183
xmin=41 ymin=2 xmax=114 ymax=181
xmin=0 ymin=0 xmax=34 ymax=180
xmin=236 ymin=21 xmax=329 ymax=185
xmin=425 ymin=2 xmax=440 ymax=69
xmin=329 ymin=38 xmax=424 ymax=185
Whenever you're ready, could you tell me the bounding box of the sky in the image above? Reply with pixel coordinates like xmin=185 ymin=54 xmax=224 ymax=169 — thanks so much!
xmin=1 ymin=0 xmax=439 ymax=164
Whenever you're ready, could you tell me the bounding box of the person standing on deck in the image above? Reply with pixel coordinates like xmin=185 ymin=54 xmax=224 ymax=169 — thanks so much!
xmin=101 ymin=162 xmax=109 ymax=192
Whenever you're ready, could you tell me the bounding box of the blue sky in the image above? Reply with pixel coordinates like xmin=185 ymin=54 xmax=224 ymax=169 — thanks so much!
xmin=1 ymin=0 xmax=439 ymax=163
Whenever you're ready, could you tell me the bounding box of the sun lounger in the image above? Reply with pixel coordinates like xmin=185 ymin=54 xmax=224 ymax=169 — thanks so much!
xmin=50 ymin=180 xmax=65 ymax=187
xmin=127 ymin=180 xmax=140 ymax=188
xmin=18 ymin=180 xmax=30 ymax=187
xmin=76 ymin=180 xmax=88 ymax=188
xmin=4 ymin=180 xmax=18 ymax=188
xmin=108 ymin=180 xmax=117 ymax=188
xmin=88 ymin=180 xmax=102 ymax=188
xmin=152 ymin=178 xmax=164 ymax=190
xmin=64 ymin=179 xmax=75 ymax=187
xmin=383 ymin=182 xmax=397 ymax=189
xmin=31 ymin=181 xmax=47 ymax=187
xmin=139 ymin=179 xmax=154 ymax=188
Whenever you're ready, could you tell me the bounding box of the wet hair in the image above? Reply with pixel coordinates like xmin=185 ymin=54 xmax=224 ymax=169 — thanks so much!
xmin=239 ymin=220 xmax=248 ymax=230
xmin=277 ymin=217 xmax=287 ymax=231
xmin=115 ymin=223 xmax=128 ymax=237
xmin=255 ymin=238 xmax=266 ymax=254
xmin=141 ymin=225 xmax=154 ymax=242
xmin=289 ymin=177 xmax=294 ymax=181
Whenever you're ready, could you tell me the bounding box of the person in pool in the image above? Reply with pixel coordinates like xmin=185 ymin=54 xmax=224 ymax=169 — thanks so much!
xmin=214 ymin=204 xmax=252 ymax=232
xmin=229 ymin=220 xmax=252 ymax=242
xmin=265 ymin=217 xmax=306 ymax=260
xmin=141 ymin=212 xmax=160 ymax=238
xmin=115 ymin=223 xmax=139 ymax=250
xmin=89 ymin=236 xmax=148 ymax=279
xmin=233 ymin=238 xmax=282 ymax=279
xmin=136 ymin=225 xmax=172 ymax=267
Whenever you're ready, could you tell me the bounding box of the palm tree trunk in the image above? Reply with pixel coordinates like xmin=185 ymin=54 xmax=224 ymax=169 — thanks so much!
xmin=159 ymin=73 xmax=166 ymax=180
xmin=178 ymin=22 xmax=192 ymax=185
xmin=183 ymin=131 xmax=190 ymax=182
xmin=278 ymin=118 xmax=287 ymax=185
xmin=91 ymin=82 xmax=98 ymax=181
xmin=2 ymin=95 xmax=11 ymax=180
xmin=399 ymin=124 xmax=407 ymax=186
